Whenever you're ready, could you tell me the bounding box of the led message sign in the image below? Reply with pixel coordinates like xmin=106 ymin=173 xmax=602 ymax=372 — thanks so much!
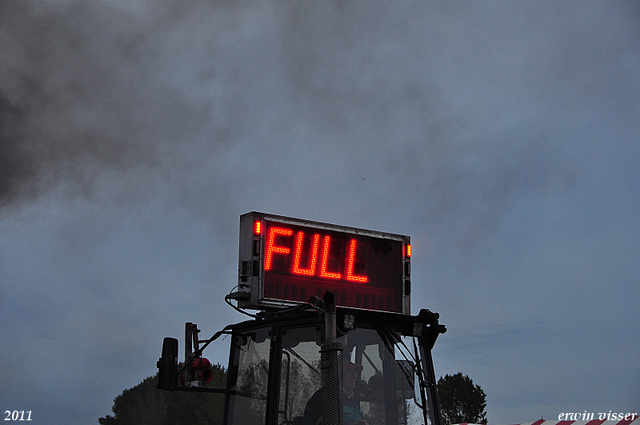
xmin=235 ymin=212 xmax=411 ymax=314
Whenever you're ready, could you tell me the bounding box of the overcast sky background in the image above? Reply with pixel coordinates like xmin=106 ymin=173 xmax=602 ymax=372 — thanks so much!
xmin=1 ymin=1 xmax=639 ymax=424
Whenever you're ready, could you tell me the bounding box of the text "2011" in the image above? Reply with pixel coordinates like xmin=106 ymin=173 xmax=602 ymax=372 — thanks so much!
xmin=4 ymin=411 xmax=32 ymax=422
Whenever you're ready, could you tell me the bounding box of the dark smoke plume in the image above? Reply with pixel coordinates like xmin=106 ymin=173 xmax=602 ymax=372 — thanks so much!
xmin=0 ymin=1 xmax=213 ymax=209
xmin=0 ymin=91 xmax=32 ymax=205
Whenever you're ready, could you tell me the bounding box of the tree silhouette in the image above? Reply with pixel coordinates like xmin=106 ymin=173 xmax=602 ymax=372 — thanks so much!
xmin=437 ymin=373 xmax=487 ymax=425
xmin=99 ymin=364 xmax=227 ymax=425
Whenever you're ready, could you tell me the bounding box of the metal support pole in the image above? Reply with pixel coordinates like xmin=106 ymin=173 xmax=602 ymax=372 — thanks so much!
xmin=185 ymin=322 xmax=194 ymax=385
xmin=419 ymin=338 xmax=444 ymax=425
xmin=321 ymin=292 xmax=343 ymax=425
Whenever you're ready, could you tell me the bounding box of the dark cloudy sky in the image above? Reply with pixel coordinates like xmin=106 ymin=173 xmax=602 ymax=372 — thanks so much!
xmin=1 ymin=1 xmax=639 ymax=424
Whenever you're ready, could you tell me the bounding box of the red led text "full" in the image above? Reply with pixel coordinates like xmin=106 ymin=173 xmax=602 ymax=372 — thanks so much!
xmin=264 ymin=226 xmax=368 ymax=283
